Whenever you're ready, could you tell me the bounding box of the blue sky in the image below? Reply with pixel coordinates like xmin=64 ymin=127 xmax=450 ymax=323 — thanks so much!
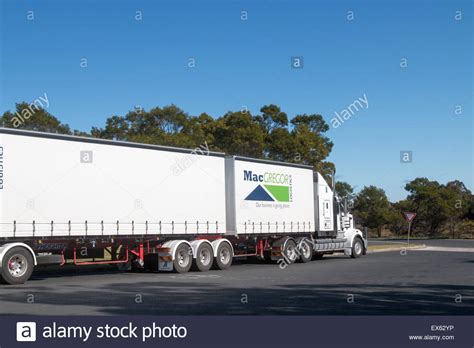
xmin=1 ymin=0 xmax=472 ymax=201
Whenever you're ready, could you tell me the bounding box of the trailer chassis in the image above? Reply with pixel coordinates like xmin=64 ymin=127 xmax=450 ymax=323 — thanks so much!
xmin=0 ymin=229 xmax=366 ymax=284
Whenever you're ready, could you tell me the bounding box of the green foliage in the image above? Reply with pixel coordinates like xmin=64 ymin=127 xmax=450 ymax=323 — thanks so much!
xmin=1 ymin=102 xmax=335 ymax=175
xmin=255 ymin=104 xmax=288 ymax=133
xmin=290 ymin=114 xmax=333 ymax=164
xmin=335 ymin=182 xmax=355 ymax=207
xmin=353 ymin=186 xmax=393 ymax=237
xmin=404 ymin=178 xmax=446 ymax=235
xmin=89 ymin=105 xmax=217 ymax=150
xmin=1 ymin=102 xmax=71 ymax=134
xmin=401 ymin=178 xmax=472 ymax=237
xmin=84 ymin=104 xmax=335 ymax=170
xmin=360 ymin=178 xmax=474 ymax=238
xmin=443 ymin=181 xmax=471 ymax=238
xmin=213 ymin=111 xmax=265 ymax=157
xmin=265 ymin=127 xmax=297 ymax=161
xmin=457 ymin=220 xmax=474 ymax=238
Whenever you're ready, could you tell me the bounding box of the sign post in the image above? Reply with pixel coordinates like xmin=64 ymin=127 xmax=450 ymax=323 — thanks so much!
xmin=403 ymin=212 xmax=417 ymax=246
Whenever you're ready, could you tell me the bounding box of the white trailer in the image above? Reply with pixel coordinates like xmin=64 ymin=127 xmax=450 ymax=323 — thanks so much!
xmin=0 ymin=128 xmax=366 ymax=284
xmin=224 ymin=156 xmax=366 ymax=264
xmin=225 ymin=156 xmax=315 ymax=235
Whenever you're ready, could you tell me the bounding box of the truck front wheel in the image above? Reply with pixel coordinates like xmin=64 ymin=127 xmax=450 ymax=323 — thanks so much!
xmin=0 ymin=247 xmax=34 ymax=285
xmin=351 ymin=237 xmax=364 ymax=258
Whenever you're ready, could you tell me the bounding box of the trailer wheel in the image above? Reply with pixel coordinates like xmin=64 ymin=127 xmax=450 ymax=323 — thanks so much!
xmin=0 ymin=247 xmax=34 ymax=285
xmin=115 ymin=246 xmax=143 ymax=272
xmin=351 ymin=237 xmax=364 ymax=258
xmin=283 ymin=239 xmax=298 ymax=264
xmin=297 ymin=239 xmax=312 ymax=263
xmin=117 ymin=256 xmax=144 ymax=272
xmin=214 ymin=242 xmax=233 ymax=270
xmin=173 ymin=243 xmax=192 ymax=273
xmin=192 ymin=243 xmax=213 ymax=272
xmin=115 ymin=246 xmax=132 ymax=271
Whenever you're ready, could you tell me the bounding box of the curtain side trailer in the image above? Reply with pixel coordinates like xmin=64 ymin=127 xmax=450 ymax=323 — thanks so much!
xmin=0 ymin=128 xmax=367 ymax=284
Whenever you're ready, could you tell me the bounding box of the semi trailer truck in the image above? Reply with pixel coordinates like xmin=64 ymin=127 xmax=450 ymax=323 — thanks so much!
xmin=0 ymin=128 xmax=367 ymax=284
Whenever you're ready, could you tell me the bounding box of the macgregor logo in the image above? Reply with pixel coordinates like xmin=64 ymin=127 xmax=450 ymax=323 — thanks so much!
xmin=243 ymin=170 xmax=292 ymax=202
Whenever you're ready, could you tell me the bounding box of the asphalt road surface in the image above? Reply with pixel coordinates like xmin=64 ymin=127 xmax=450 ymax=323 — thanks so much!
xmin=0 ymin=240 xmax=472 ymax=316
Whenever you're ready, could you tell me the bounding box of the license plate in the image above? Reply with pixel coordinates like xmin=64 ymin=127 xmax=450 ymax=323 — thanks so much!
xmin=159 ymin=259 xmax=173 ymax=271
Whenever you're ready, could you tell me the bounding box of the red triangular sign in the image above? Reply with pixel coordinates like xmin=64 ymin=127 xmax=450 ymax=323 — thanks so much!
xmin=403 ymin=212 xmax=416 ymax=222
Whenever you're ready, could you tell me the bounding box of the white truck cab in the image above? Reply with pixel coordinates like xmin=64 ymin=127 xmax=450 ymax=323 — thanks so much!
xmin=312 ymin=172 xmax=367 ymax=257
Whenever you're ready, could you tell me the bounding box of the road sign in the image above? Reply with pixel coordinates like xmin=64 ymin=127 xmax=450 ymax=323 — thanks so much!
xmin=403 ymin=212 xmax=416 ymax=247
xmin=403 ymin=212 xmax=416 ymax=222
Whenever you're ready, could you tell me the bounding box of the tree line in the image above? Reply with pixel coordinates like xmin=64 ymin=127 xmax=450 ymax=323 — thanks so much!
xmin=2 ymin=102 xmax=473 ymax=238
xmin=1 ymin=102 xmax=335 ymax=178
xmin=336 ymin=179 xmax=474 ymax=238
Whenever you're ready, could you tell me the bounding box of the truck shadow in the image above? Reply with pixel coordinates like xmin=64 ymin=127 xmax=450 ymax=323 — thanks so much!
xmin=0 ymin=279 xmax=472 ymax=315
xmin=24 ymin=257 xmax=288 ymax=281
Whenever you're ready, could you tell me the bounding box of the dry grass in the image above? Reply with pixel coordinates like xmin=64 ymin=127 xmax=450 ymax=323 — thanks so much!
xmin=368 ymin=244 xmax=424 ymax=251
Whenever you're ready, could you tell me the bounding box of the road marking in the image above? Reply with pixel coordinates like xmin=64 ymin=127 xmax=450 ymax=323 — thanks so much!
xmin=417 ymin=246 xmax=474 ymax=253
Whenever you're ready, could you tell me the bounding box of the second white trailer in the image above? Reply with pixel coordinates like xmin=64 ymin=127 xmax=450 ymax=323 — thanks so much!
xmin=225 ymin=156 xmax=315 ymax=235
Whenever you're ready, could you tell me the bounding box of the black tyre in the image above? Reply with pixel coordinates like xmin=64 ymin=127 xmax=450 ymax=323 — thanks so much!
xmin=115 ymin=246 xmax=144 ymax=272
xmin=116 ymin=260 xmax=132 ymax=271
xmin=313 ymin=253 xmax=324 ymax=260
xmin=283 ymin=239 xmax=298 ymax=264
xmin=116 ymin=246 xmax=132 ymax=271
xmin=351 ymin=237 xmax=364 ymax=258
xmin=192 ymin=243 xmax=213 ymax=272
xmin=0 ymin=247 xmax=34 ymax=285
xmin=213 ymin=242 xmax=233 ymax=270
xmin=297 ymin=239 xmax=313 ymax=263
xmin=173 ymin=243 xmax=192 ymax=273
